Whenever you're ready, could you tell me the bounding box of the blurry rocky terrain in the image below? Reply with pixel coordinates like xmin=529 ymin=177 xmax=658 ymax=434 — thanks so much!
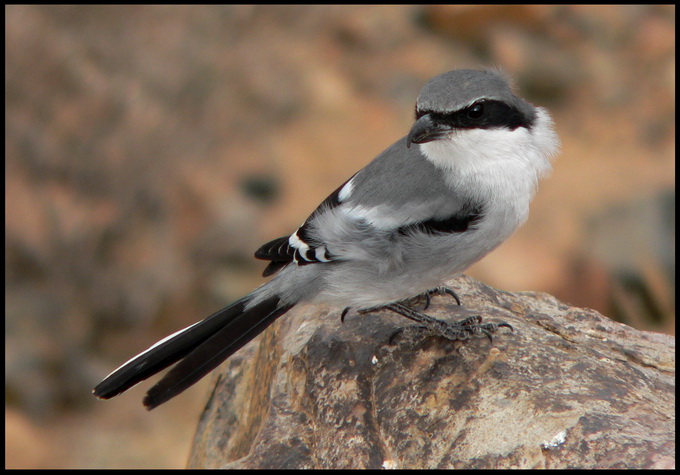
xmin=5 ymin=5 xmax=674 ymax=469
xmin=189 ymin=276 xmax=675 ymax=469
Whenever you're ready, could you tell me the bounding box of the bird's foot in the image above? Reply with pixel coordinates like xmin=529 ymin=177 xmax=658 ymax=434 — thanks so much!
xmin=342 ymin=286 xmax=462 ymax=324
xmin=356 ymin=293 xmax=512 ymax=343
xmin=342 ymin=287 xmax=510 ymax=343
xmin=383 ymin=303 xmax=513 ymax=342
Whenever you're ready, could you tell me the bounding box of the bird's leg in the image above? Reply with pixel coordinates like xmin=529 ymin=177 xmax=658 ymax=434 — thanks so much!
xmin=384 ymin=303 xmax=512 ymax=342
xmin=340 ymin=286 xmax=459 ymax=324
xmin=358 ymin=295 xmax=512 ymax=342
xmin=347 ymin=287 xmax=511 ymax=343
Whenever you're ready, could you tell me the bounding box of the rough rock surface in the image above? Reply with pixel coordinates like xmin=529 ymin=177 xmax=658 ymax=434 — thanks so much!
xmin=187 ymin=275 xmax=675 ymax=469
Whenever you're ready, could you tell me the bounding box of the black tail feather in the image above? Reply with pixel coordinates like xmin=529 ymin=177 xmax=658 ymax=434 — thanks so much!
xmin=93 ymin=296 xmax=292 ymax=408
xmin=143 ymin=297 xmax=292 ymax=410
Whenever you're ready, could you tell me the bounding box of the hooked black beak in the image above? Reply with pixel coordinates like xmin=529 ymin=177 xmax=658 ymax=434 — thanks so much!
xmin=406 ymin=113 xmax=452 ymax=148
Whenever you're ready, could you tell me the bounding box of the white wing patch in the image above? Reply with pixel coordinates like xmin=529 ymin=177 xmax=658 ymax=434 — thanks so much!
xmin=288 ymin=232 xmax=310 ymax=254
xmin=337 ymin=176 xmax=355 ymax=202
xmin=288 ymin=228 xmax=331 ymax=264
xmin=341 ymin=201 xmax=449 ymax=231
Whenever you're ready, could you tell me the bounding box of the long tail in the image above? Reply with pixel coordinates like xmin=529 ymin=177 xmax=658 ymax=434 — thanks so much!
xmin=93 ymin=295 xmax=294 ymax=410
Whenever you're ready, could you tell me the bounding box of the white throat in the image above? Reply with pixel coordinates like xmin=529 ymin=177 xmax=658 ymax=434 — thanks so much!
xmin=419 ymin=107 xmax=559 ymax=205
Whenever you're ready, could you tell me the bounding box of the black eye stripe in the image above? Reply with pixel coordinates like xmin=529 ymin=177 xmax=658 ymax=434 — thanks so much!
xmin=417 ymin=100 xmax=532 ymax=130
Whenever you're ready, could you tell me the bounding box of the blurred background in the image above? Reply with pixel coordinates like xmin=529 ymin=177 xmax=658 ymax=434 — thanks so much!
xmin=5 ymin=5 xmax=674 ymax=469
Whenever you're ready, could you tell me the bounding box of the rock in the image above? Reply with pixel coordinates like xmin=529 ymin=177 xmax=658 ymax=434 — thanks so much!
xmin=187 ymin=275 xmax=674 ymax=469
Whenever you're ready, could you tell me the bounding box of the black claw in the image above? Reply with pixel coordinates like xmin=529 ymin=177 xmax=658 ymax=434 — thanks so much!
xmin=423 ymin=293 xmax=432 ymax=311
xmin=341 ymin=307 xmax=351 ymax=323
xmin=441 ymin=287 xmax=462 ymax=306
xmin=481 ymin=328 xmax=494 ymax=343
xmin=421 ymin=286 xmax=462 ymax=309
xmin=388 ymin=328 xmax=403 ymax=345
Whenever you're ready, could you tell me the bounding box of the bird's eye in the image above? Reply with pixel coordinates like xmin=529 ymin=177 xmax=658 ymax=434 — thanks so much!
xmin=467 ymin=103 xmax=485 ymax=119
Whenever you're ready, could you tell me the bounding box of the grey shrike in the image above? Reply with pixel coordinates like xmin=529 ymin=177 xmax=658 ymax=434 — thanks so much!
xmin=93 ymin=69 xmax=560 ymax=409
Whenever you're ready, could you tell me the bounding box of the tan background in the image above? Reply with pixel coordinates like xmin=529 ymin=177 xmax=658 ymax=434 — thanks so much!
xmin=5 ymin=5 xmax=674 ymax=468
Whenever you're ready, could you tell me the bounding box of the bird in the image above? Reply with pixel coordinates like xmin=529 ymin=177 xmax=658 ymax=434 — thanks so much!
xmin=93 ymin=68 xmax=559 ymax=410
